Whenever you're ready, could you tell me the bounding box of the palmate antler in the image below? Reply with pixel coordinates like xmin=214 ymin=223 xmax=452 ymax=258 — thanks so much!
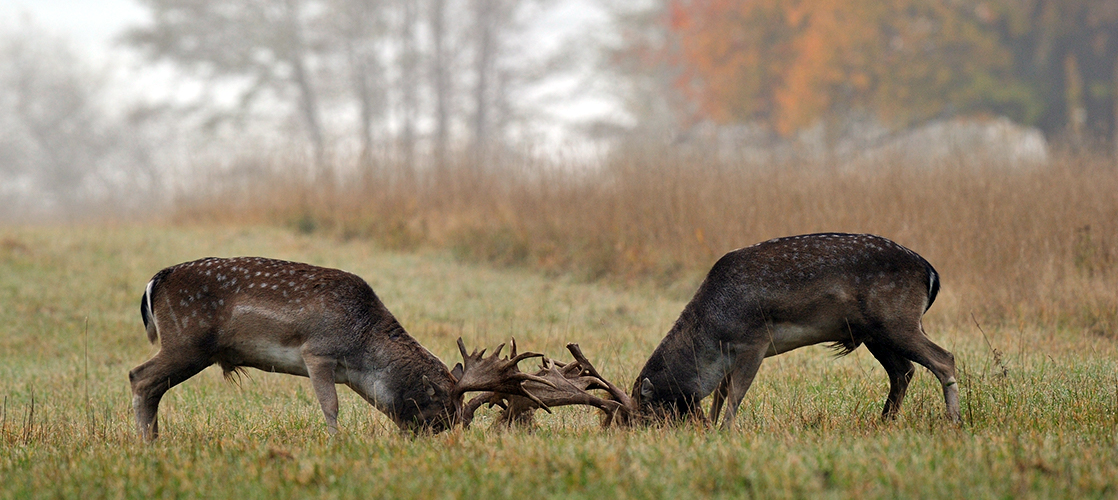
xmin=564 ymin=343 xmax=636 ymax=426
xmin=452 ymin=338 xmax=555 ymax=408
xmin=463 ymin=343 xmax=636 ymax=427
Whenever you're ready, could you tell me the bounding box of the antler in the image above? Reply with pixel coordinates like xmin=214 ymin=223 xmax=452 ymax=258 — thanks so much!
xmin=505 ymin=356 xmax=624 ymax=426
xmin=564 ymin=343 xmax=636 ymax=426
xmin=452 ymin=338 xmax=555 ymax=407
xmin=466 ymin=343 xmax=634 ymax=427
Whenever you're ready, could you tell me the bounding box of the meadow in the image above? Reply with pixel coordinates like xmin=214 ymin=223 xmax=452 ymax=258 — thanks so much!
xmin=2 ymin=154 xmax=1117 ymax=498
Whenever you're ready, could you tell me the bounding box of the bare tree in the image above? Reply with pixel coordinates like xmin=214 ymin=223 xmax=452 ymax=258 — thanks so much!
xmin=0 ymin=24 xmax=155 ymax=219
xmin=391 ymin=0 xmax=421 ymax=175
xmin=430 ymin=0 xmax=453 ymax=173
xmin=283 ymin=0 xmax=329 ymax=177
xmin=126 ymin=0 xmax=330 ymax=176
xmin=472 ymin=0 xmax=498 ymax=167
xmin=331 ymin=0 xmax=389 ymax=169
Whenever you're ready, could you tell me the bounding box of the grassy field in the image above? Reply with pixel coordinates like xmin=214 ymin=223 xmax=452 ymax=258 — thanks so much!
xmin=2 ymin=224 xmax=1116 ymax=498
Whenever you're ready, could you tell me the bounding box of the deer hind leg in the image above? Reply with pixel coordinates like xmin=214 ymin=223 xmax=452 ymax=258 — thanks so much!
xmin=128 ymin=352 xmax=211 ymax=441
xmin=865 ymin=341 xmax=915 ymax=419
xmin=719 ymin=349 xmax=767 ymax=430
xmin=884 ymin=323 xmax=960 ymax=423
xmin=303 ymin=354 xmax=340 ymax=434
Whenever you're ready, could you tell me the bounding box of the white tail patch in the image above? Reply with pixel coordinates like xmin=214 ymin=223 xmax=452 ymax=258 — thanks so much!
xmin=143 ymin=280 xmax=154 ymax=319
xmin=142 ymin=279 xmax=160 ymax=343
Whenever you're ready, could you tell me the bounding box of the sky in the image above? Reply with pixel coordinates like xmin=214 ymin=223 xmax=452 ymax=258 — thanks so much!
xmin=0 ymin=0 xmax=148 ymax=63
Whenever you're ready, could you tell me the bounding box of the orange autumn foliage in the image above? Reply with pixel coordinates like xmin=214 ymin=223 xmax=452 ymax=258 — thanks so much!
xmin=666 ymin=0 xmax=1013 ymax=135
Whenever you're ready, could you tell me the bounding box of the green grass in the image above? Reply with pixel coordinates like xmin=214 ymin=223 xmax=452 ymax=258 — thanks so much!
xmin=1 ymin=225 xmax=1116 ymax=498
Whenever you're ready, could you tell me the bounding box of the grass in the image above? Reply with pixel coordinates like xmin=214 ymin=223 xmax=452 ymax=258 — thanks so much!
xmin=1 ymin=224 xmax=1117 ymax=498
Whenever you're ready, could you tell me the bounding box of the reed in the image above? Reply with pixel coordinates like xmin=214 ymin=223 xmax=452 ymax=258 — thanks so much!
xmin=174 ymin=149 xmax=1117 ymax=333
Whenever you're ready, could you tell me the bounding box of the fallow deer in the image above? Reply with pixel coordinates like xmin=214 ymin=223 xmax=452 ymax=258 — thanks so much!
xmin=630 ymin=233 xmax=960 ymax=428
xmin=128 ymin=257 xmax=551 ymax=440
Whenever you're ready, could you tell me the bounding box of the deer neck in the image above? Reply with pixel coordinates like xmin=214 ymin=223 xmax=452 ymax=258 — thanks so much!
xmin=347 ymin=321 xmax=457 ymax=420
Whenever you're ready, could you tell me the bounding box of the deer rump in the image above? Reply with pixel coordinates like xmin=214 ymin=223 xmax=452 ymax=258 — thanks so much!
xmin=631 ymin=233 xmax=960 ymax=427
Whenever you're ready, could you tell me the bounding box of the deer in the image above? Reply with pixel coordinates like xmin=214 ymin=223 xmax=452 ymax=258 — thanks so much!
xmin=128 ymin=256 xmax=554 ymax=440
xmin=629 ymin=233 xmax=960 ymax=428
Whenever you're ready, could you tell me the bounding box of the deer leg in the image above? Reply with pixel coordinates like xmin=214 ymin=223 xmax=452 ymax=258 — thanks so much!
xmin=128 ymin=352 xmax=210 ymax=441
xmin=303 ymin=355 xmax=340 ymax=434
xmin=709 ymin=374 xmax=731 ymax=427
xmin=719 ymin=349 xmax=766 ymax=430
xmin=865 ymin=342 xmax=915 ymax=419
xmin=885 ymin=324 xmax=960 ymax=423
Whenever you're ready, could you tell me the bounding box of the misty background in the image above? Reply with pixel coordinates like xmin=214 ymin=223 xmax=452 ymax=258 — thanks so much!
xmin=1 ymin=0 xmax=1116 ymax=221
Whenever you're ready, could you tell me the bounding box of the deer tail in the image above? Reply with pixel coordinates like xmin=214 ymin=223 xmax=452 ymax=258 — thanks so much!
xmin=924 ymin=262 xmax=940 ymax=313
xmin=140 ymin=268 xmax=172 ymax=344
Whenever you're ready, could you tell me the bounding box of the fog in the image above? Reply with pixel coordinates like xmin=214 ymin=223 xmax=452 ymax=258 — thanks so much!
xmin=1 ymin=0 xmax=1114 ymax=221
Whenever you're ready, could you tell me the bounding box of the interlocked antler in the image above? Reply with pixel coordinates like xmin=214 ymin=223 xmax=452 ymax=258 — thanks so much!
xmin=465 ymin=342 xmax=634 ymax=427
xmin=452 ymin=338 xmax=555 ymax=406
xmin=564 ymin=343 xmax=636 ymax=426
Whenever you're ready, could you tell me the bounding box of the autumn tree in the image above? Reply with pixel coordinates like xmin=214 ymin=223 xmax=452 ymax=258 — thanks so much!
xmin=986 ymin=0 xmax=1118 ymax=152
xmin=649 ymin=0 xmax=1022 ymax=136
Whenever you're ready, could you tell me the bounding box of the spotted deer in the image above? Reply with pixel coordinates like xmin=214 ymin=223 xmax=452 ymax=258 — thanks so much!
xmin=630 ymin=233 xmax=960 ymax=428
xmin=129 ymin=257 xmax=551 ymax=440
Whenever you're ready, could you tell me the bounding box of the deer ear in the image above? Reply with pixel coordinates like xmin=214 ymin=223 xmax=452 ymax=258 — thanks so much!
xmin=422 ymin=375 xmax=436 ymax=397
xmin=450 ymin=363 xmax=464 ymax=382
xmin=640 ymin=378 xmax=655 ymax=399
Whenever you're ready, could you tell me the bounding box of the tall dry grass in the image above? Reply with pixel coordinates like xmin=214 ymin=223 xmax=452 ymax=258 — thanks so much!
xmin=173 ymin=148 xmax=1118 ymax=332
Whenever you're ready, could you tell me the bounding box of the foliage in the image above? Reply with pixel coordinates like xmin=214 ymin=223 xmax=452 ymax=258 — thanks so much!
xmin=986 ymin=0 xmax=1118 ymax=144
xmin=659 ymin=0 xmax=1019 ymax=134
xmin=616 ymin=0 xmax=1118 ymax=149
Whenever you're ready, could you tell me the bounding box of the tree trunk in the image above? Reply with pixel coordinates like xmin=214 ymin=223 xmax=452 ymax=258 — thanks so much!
xmin=285 ymin=0 xmax=328 ymax=182
xmin=430 ymin=0 xmax=450 ymax=175
xmin=399 ymin=0 xmax=418 ymax=178
xmin=473 ymin=0 xmax=494 ymax=169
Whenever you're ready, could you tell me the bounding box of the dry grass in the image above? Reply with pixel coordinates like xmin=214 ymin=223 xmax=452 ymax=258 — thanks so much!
xmin=176 ymin=150 xmax=1118 ymax=333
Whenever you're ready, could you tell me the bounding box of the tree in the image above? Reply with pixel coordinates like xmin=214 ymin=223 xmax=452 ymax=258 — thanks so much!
xmin=660 ymin=0 xmax=1018 ymax=136
xmin=988 ymin=0 xmax=1118 ymax=152
xmin=0 ymin=24 xmax=155 ymax=218
xmin=430 ymin=0 xmax=454 ymax=173
xmin=125 ymin=0 xmax=330 ymax=174
xmin=328 ymin=0 xmax=390 ymax=168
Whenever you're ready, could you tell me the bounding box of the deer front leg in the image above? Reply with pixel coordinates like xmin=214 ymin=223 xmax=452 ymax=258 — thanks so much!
xmin=709 ymin=374 xmax=731 ymax=427
xmin=719 ymin=349 xmax=766 ymax=430
xmin=303 ymin=354 xmax=340 ymax=434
